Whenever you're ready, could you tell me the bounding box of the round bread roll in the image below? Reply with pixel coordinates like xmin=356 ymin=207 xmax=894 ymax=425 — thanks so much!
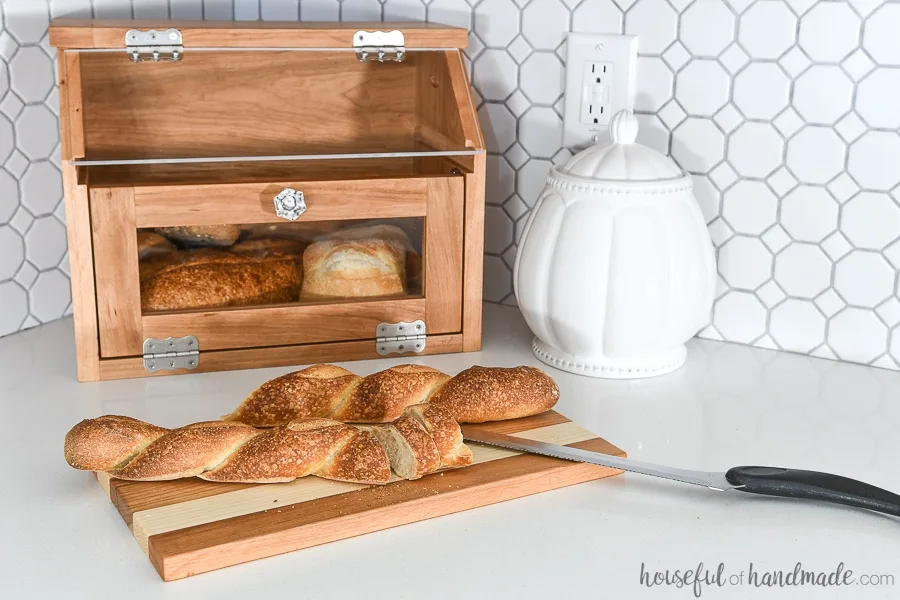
xmin=137 ymin=231 xmax=177 ymax=260
xmin=300 ymin=237 xmax=407 ymax=300
xmin=155 ymin=224 xmax=242 ymax=247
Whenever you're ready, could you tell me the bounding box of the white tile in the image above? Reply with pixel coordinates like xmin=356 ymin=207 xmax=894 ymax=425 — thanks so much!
xmin=722 ymin=180 xmax=777 ymax=235
xmin=551 ymin=148 xmax=573 ymax=166
xmin=0 ymin=169 xmax=17 ymax=224
xmin=738 ymin=0 xmax=797 ymax=60
xmin=797 ymin=1 xmax=860 ymax=63
xmin=133 ymin=0 xmax=170 ymax=19
xmin=427 ymin=0 xmax=472 ymax=28
xmin=504 ymin=142 xmax=529 ymax=168
xmin=485 ymin=154 xmax=515 ymax=205
xmin=856 ymin=69 xmax=900 ymax=130
xmin=14 ymin=105 xmax=57 ymax=161
xmin=718 ymin=236 xmax=772 ymax=290
xmin=777 ymin=45 xmax=811 ymax=77
xmin=827 ymin=173 xmax=860 ymax=204
xmin=724 ymin=0 xmax=753 ymax=13
xmin=520 ymin=52 xmax=563 ymax=105
xmin=718 ymin=43 xmax=749 ymax=74
xmin=519 ymin=106 xmax=562 ymax=159
xmin=23 ymin=216 xmax=66 ymax=271
xmin=14 ymin=259 xmax=37 ymax=289
xmin=170 ymin=0 xmax=203 ymax=19
xmin=521 ymin=0 xmax=569 ymax=51
xmin=94 ymin=0 xmax=133 ymax=19
xmin=713 ymin=290 xmax=767 ymax=343
xmin=847 ymin=132 xmax=900 ymax=192
xmin=728 ymin=122 xmax=784 ymax=178
xmin=503 ymin=195 xmax=529 ymax=221
xmin=5 ymin=149 xmax=28 ymax=179
xmin=709 ymin=161 xmax=738 ymax=190
xmin=204 ymin=0 xmax=236 ymax=20
xmin=842 ymin=48 xmax=875 ymax=81
xmin=876 ymin=298 xmax=900 ymax=328
xmin=478 ymin=102 xmax=517 ymax=152
xmin=793 ymin=65 xmax=853 ymax=125
xmin=671 ymin=117 xmax=725 ymax=173
xmin=302 ymin=0 xmax=339 ymax=20
xmin=815 ymin=288 xmax=845 ymax=318
xmin=484 ymin=206 xmax=514 ymax=254
xmin=766 ymin=167 xmax=797 ymax=196
xmin=0 ymin=225 xmax=23 ymax=280
xmin=834 ymin=111 xmax=867 ymax=144
xmin=501 ymin=243 xmax=519 ymax=269
xmin=572 ymin=0 xmax=625 ymax=35
xmin=842 ymin=192 xmax=900 ymax=250
xmin=624 ymin=0 xmax=678 ymax=54
xmin=0 ymin=115 xmax=13 ymax=165
xmin=828 ymin=308 xmax=888 ymax=364
xmin=29 ymin=269 xmax=70 ymax=322
xmin=634 ymin=56 xmax=673 ymax=112
xmin=506 ymin=35 xmax=532 ymax=64
xmin=19 ymin=162 xmax=62 ymax=217
xmin=517 ymin=159 xmax=553 ymax=207
xmin=679 ymin=0 xmax=734 ymax=57
xmin=707 ymin=217 xmax=734 ymax=247
xmin=774 ymin=242 xmax=832 ymax=298
xmin=785 ymin=126 xmax=846 ymax=185
xmin=0 ymin=91 xmax=23 ymax=122
xmin=504 ymin=90 xmax=530 ymax=117
xmin=757 ymin=280 xmax=786 ymax=308
xmin=3 ymin=1 xmax=49 ymax=45
xmin=472 ymin=49 xmax=517 ymax=101
xmin=0 ymin=281 xmax=27 ymax=336
xmin=772 ymin=107 xmax=804 ymax=138
xmin=9 ymin=206 xmax=32 ymax=236
xmin=661 ymin=40 xmax=690 ymax=71
xmin=834 ymin=251 xmax=895 ymax=307
xmin=340 ymin=0 xmax=381 ymax=21
xmin=732 ymin=62 xmax=790 ymax=120
xmin=483 ymin=254 xmax=512 ymax=302
xmin=761 ymin=223 xmax=791 ymax=253
xmin=675 ymin=59 xmax=729 ymax=117
xmin=633 ymin=113 xmax=670 ymax=154
xmin=691 ymin=174 xmax=720 ymax=223
xmin=713 ymin=103 xmax=742 ymax=134
xmin=9 ymin=46 xmax=55 ymax=104
xmin=770 ymin=299 xmax=826 ymax=353
xmin=821 ymin=231 xmax=852 ymax=261
xmin=657 ymin=99 xmax=686 ymax=129
xmin=886 ymin=239 xmax=900 ymax=270
xmin=863 ymin=3 xmax=900 ymax=67
xmin=780 ymin=185 xmax=839 ymax=242
xmin=383 ymin=0 xmax=426 ymax=21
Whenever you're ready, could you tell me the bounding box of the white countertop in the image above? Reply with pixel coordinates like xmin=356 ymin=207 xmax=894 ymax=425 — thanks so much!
xmin=2 ymin=304 xmax=898 ymax=599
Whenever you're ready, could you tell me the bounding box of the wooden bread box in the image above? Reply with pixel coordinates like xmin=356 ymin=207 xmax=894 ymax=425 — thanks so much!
xmin=49 ymin=20 xmax=486 ymax=382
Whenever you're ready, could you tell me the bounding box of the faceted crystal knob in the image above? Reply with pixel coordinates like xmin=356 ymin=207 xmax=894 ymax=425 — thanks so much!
xmin=273 ymin=188 xmax=307 ymax=221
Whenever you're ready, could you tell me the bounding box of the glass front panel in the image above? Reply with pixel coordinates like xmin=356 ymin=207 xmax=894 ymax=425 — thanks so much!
xmin=138 ymin=218 xmax=424 ymax=314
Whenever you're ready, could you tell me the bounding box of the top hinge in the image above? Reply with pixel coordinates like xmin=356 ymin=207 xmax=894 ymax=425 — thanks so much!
xmin=376 ymin=320 xmax=426 ymax=356
xmin=353 ymin=30 xmax=405 ymax=63
xmin=126 ymin=29 xmax=184 ymax=63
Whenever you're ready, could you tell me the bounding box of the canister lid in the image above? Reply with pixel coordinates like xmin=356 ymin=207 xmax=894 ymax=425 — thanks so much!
xmin=556 ymin=110 xmax=685 ymax=182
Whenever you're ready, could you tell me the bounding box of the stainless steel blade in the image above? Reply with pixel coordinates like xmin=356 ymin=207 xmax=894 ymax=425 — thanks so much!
xmin=461 ymin=426 xmax=741 ymax=492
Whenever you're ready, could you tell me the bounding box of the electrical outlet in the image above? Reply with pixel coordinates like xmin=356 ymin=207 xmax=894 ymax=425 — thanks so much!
xmin=563 ymin=33 xmax=638 ymax=149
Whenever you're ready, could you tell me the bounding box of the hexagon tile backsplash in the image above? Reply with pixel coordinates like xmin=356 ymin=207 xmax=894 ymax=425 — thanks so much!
xmin=1 ymin=0 xmax=900 ymax=371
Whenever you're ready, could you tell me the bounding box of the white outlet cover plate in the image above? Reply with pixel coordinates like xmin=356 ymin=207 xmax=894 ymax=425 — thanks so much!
xmin=563 ymin=33 xmax=638 ymax=149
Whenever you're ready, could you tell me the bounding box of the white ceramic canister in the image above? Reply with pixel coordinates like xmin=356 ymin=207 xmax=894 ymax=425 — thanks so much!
xmin=514 ymin=110 xmax=716 ymax=379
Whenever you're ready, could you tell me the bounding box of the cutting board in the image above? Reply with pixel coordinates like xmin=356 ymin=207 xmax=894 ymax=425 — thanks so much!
xmin=94 ymin=411 xmax=625 ymax=581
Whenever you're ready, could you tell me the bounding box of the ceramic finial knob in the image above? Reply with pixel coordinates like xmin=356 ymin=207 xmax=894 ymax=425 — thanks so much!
xmin=609 ymin=110 xmax=639 ymax=145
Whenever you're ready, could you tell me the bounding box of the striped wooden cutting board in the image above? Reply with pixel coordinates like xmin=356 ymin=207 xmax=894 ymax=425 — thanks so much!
xmin=94 ymin=410 xmax=625 ymax=581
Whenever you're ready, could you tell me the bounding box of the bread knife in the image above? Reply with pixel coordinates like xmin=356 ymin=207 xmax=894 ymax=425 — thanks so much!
xmin=460 ymin=426 xmax=900 ymax=518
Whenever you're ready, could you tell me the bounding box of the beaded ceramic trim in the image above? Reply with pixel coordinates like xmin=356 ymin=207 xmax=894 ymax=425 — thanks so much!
xmin=546 ymin=172 xmax=694 ymax=196
xmin=531 ymin=338 xmax=687 ymax=378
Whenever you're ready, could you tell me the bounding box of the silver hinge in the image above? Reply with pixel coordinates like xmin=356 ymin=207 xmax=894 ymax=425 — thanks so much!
xmin=376 ymin=320 xmax=426 ymax=356
xmin=143 ymin=336 xmax=199 ymax=373
xmin=353 ymin=30 xmax=406 ymax=63
xmin=126 ymin=29 xmax=184 ymax=63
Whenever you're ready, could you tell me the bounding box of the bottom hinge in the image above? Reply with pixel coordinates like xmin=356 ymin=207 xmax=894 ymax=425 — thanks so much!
xmin=143 ymin=336 xmax=200 ymax=373
xmin=376 ymin=320 xmax=426 ymax=356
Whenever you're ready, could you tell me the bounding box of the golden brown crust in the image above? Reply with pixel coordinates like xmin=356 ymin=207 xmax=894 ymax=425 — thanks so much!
xmin=332 ymin=364 xmax=450 ymax=423
xmin=223 ymin=364 xmax=360 ymax=427
xmin=403 ymin=404 xmax=473 ymax=468
xmin=300 ymin=238 xmax=407 ymax=300
xmin=111 ymin=421 xmax=258 ymax=481
xmin=428 ymin=366 xmax=560 ymax=423
xmin=155 ymin=224 xmax=242 ymax=247
xmin=230 ymin=237 xmax=307 ymax=257
xmin=63 ymin=415 xmax=169 ymax=471
xmin=140 ymin=251 xmax=302 ymax=312
xmin=391 ymin=416 xmax=442 ymax=479
xmin=315 ymin=425 xmax=392 ymax=484
xmin=136 ymin=231 xmax=177 ymax=260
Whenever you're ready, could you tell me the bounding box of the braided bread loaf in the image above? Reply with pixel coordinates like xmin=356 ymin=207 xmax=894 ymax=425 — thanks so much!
xmin=224 ymin=363 xmax=559 ymax=425
xmin=65 ymin=405 xmax=472 ymax=485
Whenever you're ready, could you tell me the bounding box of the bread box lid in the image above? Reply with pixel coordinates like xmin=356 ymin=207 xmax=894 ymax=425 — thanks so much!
xmin=555 ymin=111 xmax=685 ymax=183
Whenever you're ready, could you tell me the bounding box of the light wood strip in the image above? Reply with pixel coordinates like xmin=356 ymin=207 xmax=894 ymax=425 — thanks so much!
xmin=133 ymin=178 xmax=428 ymax=228
xmin=96 ymin=334 xmax=464 ymax=381
xmin=462 ymin=153 xmax=486 ymax=351
xmin=96 ymin=472 xmax=111 ymax=498
xmin=129 ymin=421 xmax=597 ymax=552
xmin=50 ymin=21 xmax=469 ymax=50
xmin=423 ymin=177 xmax=464 ymax=334
xmin=91 ymin=188 xmax=143 ymax=357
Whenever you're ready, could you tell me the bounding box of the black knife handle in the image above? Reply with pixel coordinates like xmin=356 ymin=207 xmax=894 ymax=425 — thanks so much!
xmin=725 ymin=466 xmax=900 ymax=517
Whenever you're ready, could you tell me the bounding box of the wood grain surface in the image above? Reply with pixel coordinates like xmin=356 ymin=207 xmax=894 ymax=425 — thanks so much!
xmin=89 ymin=411 xmax=624 ymax=581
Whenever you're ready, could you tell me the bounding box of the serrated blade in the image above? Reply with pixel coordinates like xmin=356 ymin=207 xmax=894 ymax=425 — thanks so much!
xmin=461 ymin=426 xmax=739 ymax=492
